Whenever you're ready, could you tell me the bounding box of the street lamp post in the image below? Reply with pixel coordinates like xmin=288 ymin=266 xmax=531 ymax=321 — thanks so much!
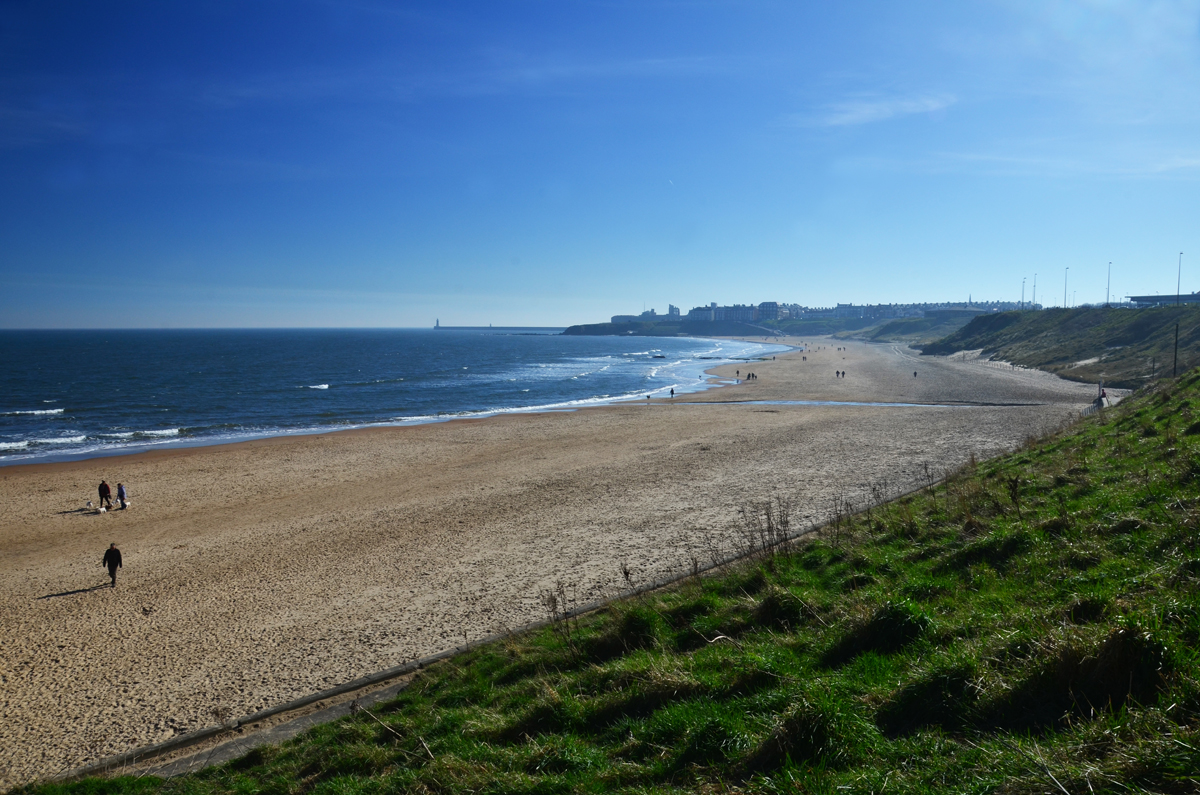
xmin=1179 ymin=252 xmax=1184 ymax=305
xmin=1021 ymin=278 xmax=1026 ymax=310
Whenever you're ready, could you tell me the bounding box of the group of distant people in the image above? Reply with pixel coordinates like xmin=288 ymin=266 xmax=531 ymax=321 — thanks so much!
xmin=736 ymin=370 xmax=758 ymax=382
xmin=835 ymin=370 xmax=846 ymax=378
xmin=94 ymin=480 xmax=129 ymax=588
xmin=96 ymin=479 xmax=128 ymax=510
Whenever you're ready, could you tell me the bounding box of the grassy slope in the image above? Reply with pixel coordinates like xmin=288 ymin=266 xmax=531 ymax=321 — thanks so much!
xmin=920 ymin=306 xmax=1200 ymax=388
xmin=23 ymin=377 xmax=1200 ymax=795
xmin=840 ymin=315 xmax=977 ymax=345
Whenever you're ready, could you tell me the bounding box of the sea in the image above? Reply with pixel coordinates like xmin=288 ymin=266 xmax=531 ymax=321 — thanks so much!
xmin=0 ymin=329 xmax=789 ymax=466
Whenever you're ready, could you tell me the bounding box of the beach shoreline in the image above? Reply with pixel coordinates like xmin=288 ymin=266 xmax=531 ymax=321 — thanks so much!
xmin=0 ymin=338 xmax=1115 ymax=787
xmin=0 ymin=335 xmax=792 ymax=470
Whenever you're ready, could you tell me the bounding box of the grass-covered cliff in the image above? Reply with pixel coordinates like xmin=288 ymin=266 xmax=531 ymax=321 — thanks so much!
xmin=22 ymin=375 xmax=1200 ymax=794
xmin=921 ymin=306 xmax=1200 ymax=388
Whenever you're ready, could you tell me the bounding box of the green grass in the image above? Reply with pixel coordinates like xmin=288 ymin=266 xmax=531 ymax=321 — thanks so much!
xmin=21 ymin=374 xmax=1200 ymax=794
xmin=839 ymin=315 xmax=978 ymax=345
xmin=920 ymin=305 xmax=1200 ymax=387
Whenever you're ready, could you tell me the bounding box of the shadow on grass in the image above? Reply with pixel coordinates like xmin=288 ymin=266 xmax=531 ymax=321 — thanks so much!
xmin=934 ymin=530 xmax=1030 ymax=575
xmin=876 ymin=661 xmax=978 ymax=738
xmin=820 ymin=601 xmax=931 ymax=668
xmin=976 ymin=627 xmax=1170 ymax=732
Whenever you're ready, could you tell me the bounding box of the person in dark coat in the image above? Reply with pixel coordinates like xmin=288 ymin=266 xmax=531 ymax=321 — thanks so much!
xmin=98 ymin=481 xmax=113 ymax=509
xmin=102 ymin=543 xmax=122 ymax=587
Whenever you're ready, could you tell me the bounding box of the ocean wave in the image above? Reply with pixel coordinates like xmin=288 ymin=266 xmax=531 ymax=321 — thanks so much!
xmin=0 ymin=333 xmax=792 ymax=466
xmin=3 ymin=408 xmax=65 ymax=415
xmin=343 ymin=377 xmax=405 ymax=387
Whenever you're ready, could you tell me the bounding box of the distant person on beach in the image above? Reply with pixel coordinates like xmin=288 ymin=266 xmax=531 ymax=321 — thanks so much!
xmin=670 ymin=388 xmax=674 ymax=398
xmin=914 ymin=371 xmax=918 ymax=377
xmin=98 ymin=481 xmax=112 ymax=510
xmin=101 ymin=543 xmax=122 ymax=587
xmin=116 ymin=483 xmax=127 ymax=510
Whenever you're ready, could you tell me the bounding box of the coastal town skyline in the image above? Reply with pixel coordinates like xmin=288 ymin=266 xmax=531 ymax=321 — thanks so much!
xmin=2 ymin=2 xmax=1198 ymax=328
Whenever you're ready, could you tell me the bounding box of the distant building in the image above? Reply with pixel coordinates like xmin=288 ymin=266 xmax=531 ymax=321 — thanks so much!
xmin=715 ymin=304 xmax=756 ymax=322
xmin=620 ymin=297 xmax=1027 ymax=326
xmin=611 ymin=307 xmax=670 ymax=323
xmin=1128 ymin=293 xmax=1200 ymax=308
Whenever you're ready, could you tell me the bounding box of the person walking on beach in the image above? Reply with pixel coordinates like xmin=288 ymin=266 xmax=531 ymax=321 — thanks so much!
xmin=98 ymin=481 xmax=113 ymax=510
xmin=101 ymin=543 xmax=122 ymax=588
xmin=116 ymin=482 xmax=127 ymax=510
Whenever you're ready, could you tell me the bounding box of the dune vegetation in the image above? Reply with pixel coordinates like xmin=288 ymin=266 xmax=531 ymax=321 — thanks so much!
xmin=21 ymin=373 xmax=1200 ymax=794
xmin=920 ymin=306 xmax=1200 ymax=389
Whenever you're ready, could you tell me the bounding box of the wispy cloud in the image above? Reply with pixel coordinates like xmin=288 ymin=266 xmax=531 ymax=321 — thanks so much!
xmin=0 ymin=104 xmax=89 ymax=149
xmin=837 ymin=148 xmax=1200 ymax=179
xmin=196 ymin=53 xmax=729 ymax=109
xmin=786 ymin=94 xmax=957 ymax=128
xmin=946 ymin=0 xmax=1200 ymax=125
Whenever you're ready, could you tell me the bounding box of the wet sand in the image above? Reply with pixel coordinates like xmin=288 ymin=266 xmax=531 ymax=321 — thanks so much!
xmin=0 ymin=338 xmax=1111 ymax=786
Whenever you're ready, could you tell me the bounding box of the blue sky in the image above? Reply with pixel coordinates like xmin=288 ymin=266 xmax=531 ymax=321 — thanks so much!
xmin=2 ymin=1 xmax=1198 ymax=327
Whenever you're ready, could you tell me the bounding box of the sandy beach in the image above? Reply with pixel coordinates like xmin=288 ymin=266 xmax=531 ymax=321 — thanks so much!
xmin=0 ymin=339 xmax=1112 ymax=787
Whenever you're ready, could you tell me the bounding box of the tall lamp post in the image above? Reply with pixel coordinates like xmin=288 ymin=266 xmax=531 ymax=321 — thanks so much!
xmin=1021 ymin=277 xmax=1026 ymax=310
xmin=1106 ymin=262 xmax=1111 ymax=307
xmin=1179 ymin=252 xmax=1184 ymax=305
